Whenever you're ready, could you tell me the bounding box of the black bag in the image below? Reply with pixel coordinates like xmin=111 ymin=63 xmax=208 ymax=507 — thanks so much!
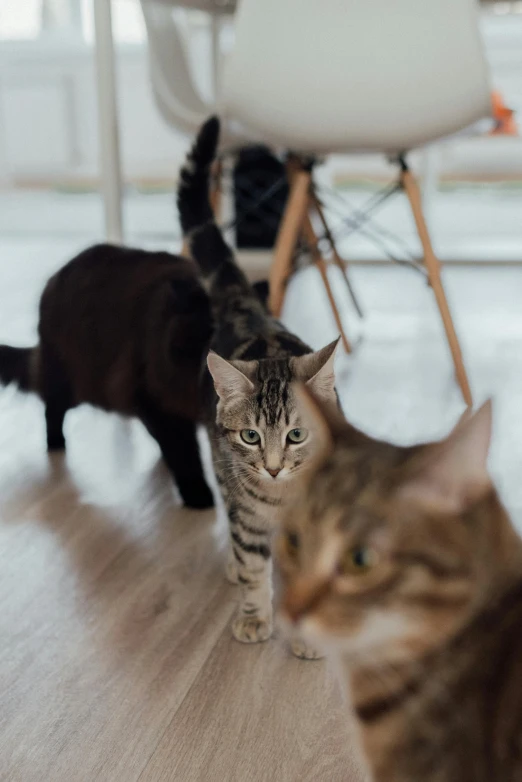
xmin=233 ymin=146 xmax=289 ymax=250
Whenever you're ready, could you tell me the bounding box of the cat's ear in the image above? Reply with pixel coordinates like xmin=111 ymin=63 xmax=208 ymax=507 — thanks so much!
xmin=207 ymin=351 xmax=255 ymax=399
xmin=292 ymin=338 xmax=340 ymax=399
xmin=397 ymin=400 xmax=493 ymax=514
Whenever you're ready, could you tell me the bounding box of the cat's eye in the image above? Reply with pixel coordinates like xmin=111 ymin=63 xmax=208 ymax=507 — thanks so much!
xmin=340 ymin=546 xmax=376 ymax=575
xmin=287 ymin=428 xmax=308 ymax=444
xmin=240 ymin=429 xmax=261 ymax=445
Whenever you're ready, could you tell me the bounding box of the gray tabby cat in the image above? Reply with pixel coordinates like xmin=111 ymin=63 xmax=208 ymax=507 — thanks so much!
xmin=277 ymin=390 xmax=522 ymax=781
xmin=178 ymin=117 xmax=339 ymax=649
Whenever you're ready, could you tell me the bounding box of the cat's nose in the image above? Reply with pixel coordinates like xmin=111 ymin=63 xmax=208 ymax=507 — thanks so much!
xmin=283 ymin=579 xmax=330 ymax=622
xmin=267 ymin=468 xmax=281 ymax=478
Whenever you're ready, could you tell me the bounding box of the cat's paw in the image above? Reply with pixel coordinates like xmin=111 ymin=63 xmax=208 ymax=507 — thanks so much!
xmin=225 ymin=557 xmax=239 ymax=585
xmin=291 ymin=639 xmax=324 ymax=660
xmin=232 ymin=614 xmax=272 ymax=644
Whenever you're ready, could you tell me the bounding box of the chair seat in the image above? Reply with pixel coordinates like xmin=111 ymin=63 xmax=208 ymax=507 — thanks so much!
xmin=221 ymin=99 xmax=493 ymax=157
xmin=223 ymin=0 xmax=492 ymax=155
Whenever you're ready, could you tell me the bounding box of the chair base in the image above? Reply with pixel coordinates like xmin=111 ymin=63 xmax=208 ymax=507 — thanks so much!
xmin=269 ymin=157 xmax=473 ymax=406
xmin=269 ymin=160 xmax=356 ymax=353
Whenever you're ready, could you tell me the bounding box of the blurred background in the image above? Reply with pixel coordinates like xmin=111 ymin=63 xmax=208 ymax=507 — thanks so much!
xmin=1 ymin=6 xmax=522 ymax=780
xmin=0 ymin=0 xmax=521 ymax=263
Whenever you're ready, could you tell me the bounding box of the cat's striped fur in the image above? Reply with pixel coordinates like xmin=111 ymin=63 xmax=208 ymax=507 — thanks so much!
xmin=178 ymin=117 xmax=339 ymax=647
xmin=277 ymin=390 xmax=522 ymax=780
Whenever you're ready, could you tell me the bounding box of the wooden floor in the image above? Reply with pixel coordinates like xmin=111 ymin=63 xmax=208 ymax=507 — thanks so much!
xmin=1 ymin=242 xmax=522 ymax=781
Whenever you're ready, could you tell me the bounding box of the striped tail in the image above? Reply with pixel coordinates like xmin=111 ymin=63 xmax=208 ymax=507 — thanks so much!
xmin=177 ymin=115 xmax=220 ymax=237
xmin=177 ymin=116 xmax=252 ymax=302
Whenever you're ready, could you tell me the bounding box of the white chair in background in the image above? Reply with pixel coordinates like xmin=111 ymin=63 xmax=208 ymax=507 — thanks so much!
xmin=140 ymin=0 xmax=250 ymax=227
xmin=140 ymin=0 xmax=237 ymax=137
xmin=93 ymin=0 xmax=124 ymax=243
xmin=223 ymin=0 xmax=492 ymax=406
xmin=92 ymin=0 xmax=238 ymax=243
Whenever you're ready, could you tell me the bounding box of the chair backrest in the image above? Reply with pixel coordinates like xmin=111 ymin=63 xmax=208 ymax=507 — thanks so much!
xmin=141 ymin=0 xmax=249 ymax=147
xmin=141 ymin=2 xmax=210 ymax=135
xmin=223 ymin=0 xmax=492 ymax=154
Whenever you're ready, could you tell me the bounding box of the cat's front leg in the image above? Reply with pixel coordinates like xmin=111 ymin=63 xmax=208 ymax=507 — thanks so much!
xmin=232 ymin=554 xmax=273 ymax=643
xmin=228 ymin=511 xmax=273 ymax=643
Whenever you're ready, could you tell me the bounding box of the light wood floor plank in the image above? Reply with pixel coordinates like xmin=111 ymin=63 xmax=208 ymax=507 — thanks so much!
xmin=0 ymin=436 xmax=236 ymax=782
xmin=0 ymin=251 xmax=521 ymax=781
xmin=141 ymin=629 xmax=366 ymax=782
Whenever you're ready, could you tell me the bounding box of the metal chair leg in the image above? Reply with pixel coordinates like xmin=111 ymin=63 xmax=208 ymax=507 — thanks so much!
xmin=310 ymin=189 xmax=364 ymax=319
xmin=93 ymin=0 xmax=123 ymax=244
xmin=302 ymin=209 xmax=352 ymax=353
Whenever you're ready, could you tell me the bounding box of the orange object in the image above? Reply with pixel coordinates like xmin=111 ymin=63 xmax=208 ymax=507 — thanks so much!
xmin=490 ymin=90 xmax=518 ymax=136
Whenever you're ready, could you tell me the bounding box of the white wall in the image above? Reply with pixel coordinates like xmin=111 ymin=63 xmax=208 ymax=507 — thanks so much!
xmin=0 ymin=42 xmax=190 ymax=184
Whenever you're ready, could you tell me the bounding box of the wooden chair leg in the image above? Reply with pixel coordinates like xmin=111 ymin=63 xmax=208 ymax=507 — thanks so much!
xmin=302 ymin=210 xmax=352 ymax=353
xmin=310 ymin=189 xmax=364 ymax=319
xmin=401 ymin=167 xmax=472 ymax=407
xmin=269 ymin=169 xmax=311 ymax=317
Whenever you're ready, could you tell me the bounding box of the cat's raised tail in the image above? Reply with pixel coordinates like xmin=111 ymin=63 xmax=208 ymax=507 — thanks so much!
xmin=177 ymin=116 xmax=252 ymax=300
xmin=177 ymin=114 xmax=220 ymax=235
xmin=0 ymin=345 xmax=35 ymax=392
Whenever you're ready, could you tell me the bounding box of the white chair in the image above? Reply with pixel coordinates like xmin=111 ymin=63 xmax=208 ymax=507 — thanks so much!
xmin=92 ymin=0 xmax=239 ymax=243
xmin=222 ymin=0 xmax=492 ymax=406
xmin=140 ymin=0 xmax=252 ymax=227
xmin=140 ymin=0 xmax=238 ymax=139
xmin=93 ymin=0 xmax=124 ymax=243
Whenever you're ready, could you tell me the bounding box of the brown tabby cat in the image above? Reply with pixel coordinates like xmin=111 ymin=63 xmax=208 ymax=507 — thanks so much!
xmin=0 ymin=244 xmax=214 ymax=508
xmin=178 ymin=117 xmax=340 ymax=646
xmin=276 ymin=388 xmax=522 ymax=782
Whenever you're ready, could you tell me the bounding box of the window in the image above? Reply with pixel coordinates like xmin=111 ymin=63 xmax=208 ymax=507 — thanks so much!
xmin=0 ymin=0 xmax=146 ymax=44
xmin=0 ymin=0 xmax=44 ymax=40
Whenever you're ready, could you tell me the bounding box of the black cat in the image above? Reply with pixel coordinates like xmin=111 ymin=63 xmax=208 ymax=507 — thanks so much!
xmin=0 ymin=243 xmax=214 ymax=509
